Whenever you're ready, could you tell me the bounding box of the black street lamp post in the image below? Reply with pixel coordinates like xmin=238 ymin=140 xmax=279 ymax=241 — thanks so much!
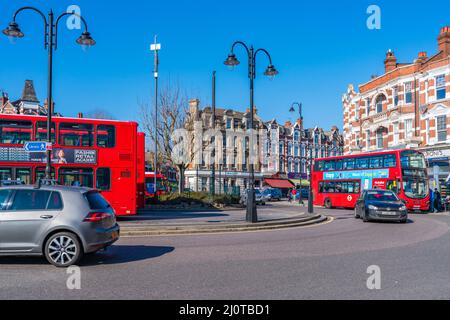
xmin=224 ymin=41 xmax=278 ymax=223
xmin=3 ymin=7 xmax=95 ymax=181
xmin=289 ymin=102 xmax=303 ymax=204
xmin=307 ymin=141 xmax=314 ymax=214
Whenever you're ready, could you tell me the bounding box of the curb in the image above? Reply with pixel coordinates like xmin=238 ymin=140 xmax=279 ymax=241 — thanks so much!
xmin=119 ymin=214 xmax=328 ymax=237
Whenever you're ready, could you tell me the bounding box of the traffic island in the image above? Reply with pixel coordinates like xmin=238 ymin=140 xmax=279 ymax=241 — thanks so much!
xmin=118 ymin=213 xmax=328 ymax=237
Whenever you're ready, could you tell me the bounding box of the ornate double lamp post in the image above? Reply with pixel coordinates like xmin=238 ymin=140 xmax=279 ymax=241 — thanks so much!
xmin=224 ymin=41 xmax=278 ymax=223
xmin=3 ymin=7 xmax=95 ymax=180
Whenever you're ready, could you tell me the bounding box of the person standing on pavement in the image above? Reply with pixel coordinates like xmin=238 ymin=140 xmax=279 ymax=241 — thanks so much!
xmin=429 ymin=188 xmax=435 ymax=213
xmin=434 ymin=188 xmax=442 ymax=212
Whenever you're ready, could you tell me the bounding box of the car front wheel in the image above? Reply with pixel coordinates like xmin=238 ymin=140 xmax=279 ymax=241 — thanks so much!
xmin=44 ymin=232 xmax=83 ymax=267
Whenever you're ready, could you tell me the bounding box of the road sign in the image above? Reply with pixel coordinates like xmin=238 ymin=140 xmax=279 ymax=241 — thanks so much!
xmin=24 ymin=141 xmax=52 ymax=152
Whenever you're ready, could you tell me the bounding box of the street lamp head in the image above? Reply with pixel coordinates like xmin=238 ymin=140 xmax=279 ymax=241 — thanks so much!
xmin=289 ymin=106 xmax=295 ymax=113
xmin=2 ymin=21 xmax=24 ymax=40
xmin=224 ymin=52 xmax=240 ymax=68
xmin=264 ymin=64 xmax=279 ymax=78
xmin=76 ymin=31 xmax=96 ymax=47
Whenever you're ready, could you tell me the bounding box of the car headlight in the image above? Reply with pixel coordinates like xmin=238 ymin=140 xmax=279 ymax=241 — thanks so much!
xmin=399 ymin=205 xmax=407 ymax=211
xmin=368 ymin=205 xmax=378 ymax=210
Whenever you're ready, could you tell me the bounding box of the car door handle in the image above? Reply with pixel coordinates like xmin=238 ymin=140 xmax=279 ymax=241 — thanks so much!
xmin=40 ymin=215 xmax=53 ymax=219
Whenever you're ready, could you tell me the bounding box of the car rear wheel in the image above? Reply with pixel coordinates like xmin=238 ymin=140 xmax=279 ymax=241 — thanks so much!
xmin=44 ymin=232 xmax=83 ymax=267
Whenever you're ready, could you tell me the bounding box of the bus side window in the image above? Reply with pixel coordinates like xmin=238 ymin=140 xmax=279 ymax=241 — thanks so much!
xmin=335 ymin=160 xmax=343 ymax=170
xmin=97 ymin=125 xmax=116 ymax=148
xmin=384 ymin=154 xmax=396 ymax=167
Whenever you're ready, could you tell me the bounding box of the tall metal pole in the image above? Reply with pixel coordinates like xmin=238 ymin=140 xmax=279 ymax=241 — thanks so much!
xmin=308 ymin=142 xmax=314 ymax=214
xmin=45 ymin=10 xmax=54 ymax=180
xmin=247 ymin=46 xmax=257 ymax=223
xmin=211 ymin=71 xmax=216 ymax=196
xmin=151 ymin=36 xmax=160 ymax=196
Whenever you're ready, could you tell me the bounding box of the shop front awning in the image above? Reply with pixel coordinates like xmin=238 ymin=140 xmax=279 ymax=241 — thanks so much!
xmin=289 ymin=179 xmax=310 ymax=187
xmin=264 ymin=178 xmax=294 ymax=189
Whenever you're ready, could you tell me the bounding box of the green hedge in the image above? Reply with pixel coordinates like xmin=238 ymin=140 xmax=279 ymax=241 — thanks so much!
xmin=149 ymin=192 xmax=240 ymax=206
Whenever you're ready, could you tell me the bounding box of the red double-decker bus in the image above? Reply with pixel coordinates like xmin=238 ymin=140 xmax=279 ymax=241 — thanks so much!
xmin=0 ymin=114 xmax=145 ymax=216
xmin=312 ymin=149 xmax=430 ymax=212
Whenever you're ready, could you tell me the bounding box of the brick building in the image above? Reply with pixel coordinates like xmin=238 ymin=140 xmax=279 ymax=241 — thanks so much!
xmin=183 ymin=99 xmax=343 ymax=194
xmin=343 ymin=26 xmax=450 ymax=188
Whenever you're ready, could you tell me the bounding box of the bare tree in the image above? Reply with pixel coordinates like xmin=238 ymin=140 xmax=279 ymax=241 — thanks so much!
xmin=85 ymin=108 xmax=115 ymax=120
xmin=139 ymin=80 xmax=190 ymax=191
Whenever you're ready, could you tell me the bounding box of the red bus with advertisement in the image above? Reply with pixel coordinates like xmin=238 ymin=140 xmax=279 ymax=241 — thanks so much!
xmin=312 ymin=149 xmax=430 ymax=212
xmin=0 ymin=114 xmax=145 ymax=216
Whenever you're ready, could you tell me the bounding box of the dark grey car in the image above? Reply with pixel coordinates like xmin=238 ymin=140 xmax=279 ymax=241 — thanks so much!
xmin=354 ymin=189 xmax=408 ymax=223
xmin=0 ymin=185 xmax=120 ymax=267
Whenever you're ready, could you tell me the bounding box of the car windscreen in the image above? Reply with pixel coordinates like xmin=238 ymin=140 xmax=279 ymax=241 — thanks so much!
xmin=85 ymin=191 xmax=111 ymax=210
xmin=367 ymin=191 xmax=399 ymax=202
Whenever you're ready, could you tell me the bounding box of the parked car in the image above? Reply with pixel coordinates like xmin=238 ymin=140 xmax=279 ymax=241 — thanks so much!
xmin=240 ymin=189 xmax=266 ymax=206
xmin=262 ymin=188 xmax=282 ymax=201
xmin=354 ymin=189 xmax=408 ymax=223
xmin=0 ymin=184 xmax=120 ymax=267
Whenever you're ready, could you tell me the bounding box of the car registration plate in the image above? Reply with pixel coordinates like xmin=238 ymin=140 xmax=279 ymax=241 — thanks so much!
xmin=381 ymin=211 xmax=397 ymax=216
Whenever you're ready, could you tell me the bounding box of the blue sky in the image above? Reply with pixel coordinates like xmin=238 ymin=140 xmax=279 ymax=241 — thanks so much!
xmin=0 ymin=0 xmax=449 ymax=130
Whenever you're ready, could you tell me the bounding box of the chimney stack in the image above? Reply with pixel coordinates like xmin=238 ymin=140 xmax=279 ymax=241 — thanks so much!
xmin=384 ymin=49 xmax=397 ymax=73
xmin=296 ymin=118 xmax=303 ymax=128
xmin=438 ymin=26 xmax=450 ymax=57
xmin=284 ymin=120 xmax=292 ymax=128
xmin=78 ymin=112 xmax=83 ymax=118
xmin=416 ymin=51 xmax=428 ymax=64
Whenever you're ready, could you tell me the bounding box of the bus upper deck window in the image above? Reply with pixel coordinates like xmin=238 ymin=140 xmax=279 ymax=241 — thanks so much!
xmin=0 ymin=120 xmax=32 ymax=145
xmin=59 ymin=123 xmax=94 ymax=147
xmin=97 ymin=125 xmax=116 ymax=148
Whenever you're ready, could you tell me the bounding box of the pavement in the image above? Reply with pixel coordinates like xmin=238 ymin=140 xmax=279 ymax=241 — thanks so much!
xmin=3 ymin=206 xmax=450 ymax=299
xmin=117 ymin=201 xmax=327 ymax=235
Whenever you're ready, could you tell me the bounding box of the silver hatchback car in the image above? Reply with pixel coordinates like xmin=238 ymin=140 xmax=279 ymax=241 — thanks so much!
xmin=0 ymin=184 xmax=120 ymax=267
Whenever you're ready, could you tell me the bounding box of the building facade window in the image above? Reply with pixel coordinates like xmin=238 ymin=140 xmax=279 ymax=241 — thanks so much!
xmin=366 ymin=130 xmax=371 ymax=150
xmin=376 ymin=95 xmax=384 ymax=113
xmin=366 ymin=98 xmax=370 ymax=116
xmin=376 ymin=130 xmax=383 ymax=148
xmin=287 ymin=142 xmax=292 ymax=155
xmin=405 ymin=119 xmax=413 ymax=139
xmin=226 ymin=118 xmax=232 ymax=129
xmin=294 ymin=143 xmax=299 ymax=156
xmin=437 ymin=115 xmax=447 ymax=142
xmin=436 ymin=75 xmax=446 ymax=100
xmin=393 ymin=122 xmax=399 ymax=145
xmin=393 ymin=86 xmax=399 ymax=106
xmin=405 ymin=82 xmax=413 ymax=104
